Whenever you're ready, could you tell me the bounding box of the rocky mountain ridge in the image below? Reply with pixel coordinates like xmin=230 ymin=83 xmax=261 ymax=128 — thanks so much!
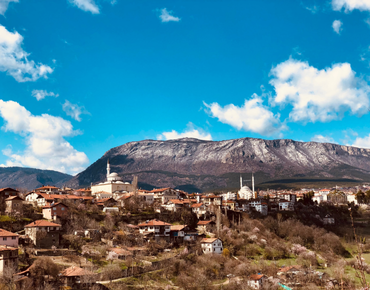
xmin=66 ymin=137 xmax=370 ymax=192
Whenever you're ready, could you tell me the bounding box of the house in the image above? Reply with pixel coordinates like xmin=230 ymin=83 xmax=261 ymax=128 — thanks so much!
xmin=249 ymin=199 xmax=268 ymax=215
xmin=200 ymin=238 xmax=223 ymax=254
xmin=60 ymin=266 xmax=97 ymax=289
xmin=222 ymin=200 xmax=236 ymax=210
xmin=107 ymin=248 xmax=133 ymax=260
xmin=191 ymin=203 xmax=207 ymax=217
xmin=42 ymin=202 xmax=68 ymax=220
xmin=0 ymin=246 xmax=18 ymax=274
xmin=278 ymin=199 xmax=290 ymax=211
xmin=0 ymin=188 xmax=18 ymax=199
xmin=247 ymin=274 xmax=267 ymax=289
xmin=323 ymin=214 xmax=335 ymax=225
xmin=0 ymin=229 xmax=19 ymax=248
xmin=197 ymin=220 xmax=215 ymax=233
xmin=5 ymin=196 xmax=23 ymax=215
xmin=138 ymin=219 xmax=171 ymax=241
xmin=278 ymin=265 xmax=302 ymax=275
xmin=24 ymin=220 xmax=61 ymax=248
xmin=201 ymin=195 xmax=222 ymax=206
xmin=235 ymin=199 xmax=249 ymax=212
xmin=96 ymin=197 xmax=118 ymax=208
xmin=35 ymin=185 xmax=60 ymax=193
xmin=148 ymin=188 xmax=178 ymax=203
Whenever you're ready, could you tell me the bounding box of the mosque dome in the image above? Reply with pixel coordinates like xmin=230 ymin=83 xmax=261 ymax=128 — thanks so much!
xmin=107 ymin=172 xmax=123 ymax=182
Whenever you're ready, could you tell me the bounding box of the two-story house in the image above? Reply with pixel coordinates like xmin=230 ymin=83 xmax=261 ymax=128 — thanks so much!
xmin=247 ymin=274 xmax=267 ymax=289
xmin=138 ymin=219 xmax=171 ymax=241
xmin=42 ymin=202 xmax=69 ymax=220
xmin=200 ymin=238 xmax=223 ymax=254
xmin=0 ymin=229 xmax=18 ymax=248
xmin=5 ymin=196 xmax=23 ymax=215
xmin=25 ymin=220 xmax=61 ymax=248
xmin=0 ymin=246 xmax=18 ymax=274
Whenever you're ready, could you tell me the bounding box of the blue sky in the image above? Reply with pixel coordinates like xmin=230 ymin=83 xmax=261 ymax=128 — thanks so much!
xmin=1 ymin=0 xmax=370 ymax=174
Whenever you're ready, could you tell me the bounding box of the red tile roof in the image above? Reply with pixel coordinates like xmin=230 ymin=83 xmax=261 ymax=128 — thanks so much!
xmin=170 ymin=225 xmax=186 ymax=231
xmin=191 ymin=203 xmax=203 ymax=208
xmin=25 ymin=220 xmax=61 ymax=228
xmin=201 ymin=238 xmax=219 ymax=243
xmin=0 ymin=228 xmax=18 ymax=237
xmin=0 ymin=245 xmax=17 ymax=251
xmin=249 ymin=274 xmax=265 ymax=280
xmin=0 ymin=188 xmax=18 ymax=192
xmin=197 ymin=220 xmax=214 ymax=225
xmin=5 ymin=196 xmax=23 ymax=201
xmin=138 ymin=219 xmax=171 ymax=227
xmin=148 ymin=187 xmax=171 ymax=193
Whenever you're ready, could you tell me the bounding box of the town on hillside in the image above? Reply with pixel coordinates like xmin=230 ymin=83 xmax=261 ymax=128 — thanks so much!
xmin=0 ymin=161 xmax=369 ymax=289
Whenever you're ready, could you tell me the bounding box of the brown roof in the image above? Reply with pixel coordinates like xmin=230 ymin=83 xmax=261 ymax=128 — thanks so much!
xmin=0 ymin=245 xmax=17 ymax=251
xmin=201 ymin=238 xmax=219 ymax=243
xmin=96 ymin=197 xmax=115 ymax=203
xmin=148 ymin=187 xmax=171 ymax=193
xmin=191 ymin=203 xmax=203 ymax=208
xmin=25 ymin=220 xmax=61 ymax=228
xmin=170 ymin=225 xmax=186 ymax=231
xmin=5 ymin=196 xmax=23 ymax=201
xmin=42 ymin=202 xmax=68 ymax=209
xmin=61 ymin=266 xmax=95 ymax=277
xmin=249 ymin=274 xmax=265 ymax=280
xmin=197 ymin=220 xmax=214 ymax=225
xmin=0 ymin=228 xmax=18 ymax=237
xmin=36 ymin=185 xmax=59 ymax=190
xmin=0 ymin=188 xmax=18 ymax=192
xmin=138 ymin=219 xmax=171 ymax=227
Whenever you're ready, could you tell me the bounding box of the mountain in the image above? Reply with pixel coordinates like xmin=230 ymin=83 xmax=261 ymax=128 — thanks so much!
xmin=66 ymin=137 xmax=370 ymax=192
xmin=0 ymin=167 xmax=73 ymax=191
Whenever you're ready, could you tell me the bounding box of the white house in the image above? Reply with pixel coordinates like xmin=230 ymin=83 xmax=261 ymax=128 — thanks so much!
xmin=200 ymin=238 xmax=223 ymax=254
xmin=247 ymin=274 xmax=267 ymax=289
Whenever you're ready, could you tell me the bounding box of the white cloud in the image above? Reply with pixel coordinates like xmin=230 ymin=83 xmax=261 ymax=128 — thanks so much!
xmin=204 ymin=95 xmax=285 ymax=136
xmin=269 ymin=59 xmax=370 ymax=123
xmin=62 ymin=100 xmax=89 ymax=122
xmin=332 ymin=0 xmax=370 ymax=12
xmin=157 ymin=124 xmax=212 ymax=141
xmin=305 ymin=5 xmax=319 ymax=14
xmin=159 ymin=8 xmax=180 ymax=22
xmin=0 ymin=0 xmax=18 ymax=15
xmin=0 ymin=25 xmax=53 ymax=82
xmin=332 ymin=20 xmax=343 ymax=34
xmin=31 ymin=90 xmax=59 ymax=101
xmin=0 ymin=100 xmax=89 ymax=174
xmin=311 ymin=135 xmax=336 ymax=143
xmin=70 ymin=0 xmax=99 ymax=14
xmin=352 ymin=134 xmax=370 ymax=148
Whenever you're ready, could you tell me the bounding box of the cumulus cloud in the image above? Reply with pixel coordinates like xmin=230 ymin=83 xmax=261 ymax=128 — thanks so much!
xmin=204 ymin=95 xmax=284 ymax=136
xmin=157 ymin=123 xmax=212 ymax=141
xmin=352 ymin=134 xmax=370 ymax=148
xmin=0 ymin=100 xmax=89 ymax=174
xmin=0 ymin=0 xmax=18 ymax=15
xmin=62 ymin=100 xmax=89 ymax=122
xmin=269 ymin=59 xmax=370 ymax=123
xmin=311 ymin=135 xmax=337 ymax=143
xmin=69 ymin=0 xmax=99 ymax=14
xmin=0 ymin=25 xmax=53 ymax=82
xmin=159 ymin=8 xmax=180 ymax=22
xmin=332 ymin=0 xmax=370 ymax=12
xmin=31 ymin=90 xmax=59 ymax=101
xmin=332 ymin=20 xmax=343 ymax=34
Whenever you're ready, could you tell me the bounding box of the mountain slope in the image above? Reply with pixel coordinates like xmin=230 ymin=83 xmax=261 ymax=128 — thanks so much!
xmin=0 ymin=167 xmax=73 ymax=191
xmin=67 ymin=137 xmax=370 ymax=192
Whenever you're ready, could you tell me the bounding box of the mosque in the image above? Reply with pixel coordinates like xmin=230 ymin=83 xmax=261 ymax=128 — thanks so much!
xmin=238 ymin=174 xmax=255 ymax=200
xmin=91 ymin=160 xmax=136 ymax=195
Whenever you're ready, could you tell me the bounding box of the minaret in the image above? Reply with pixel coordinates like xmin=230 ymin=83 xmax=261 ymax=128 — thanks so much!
xmin=252 ymin=172 xmax=255 ymax=198
xmin=240 ymin=175 xmax=243 ymax=189
xmin=107 ymin=159 xmax=110 ymax=181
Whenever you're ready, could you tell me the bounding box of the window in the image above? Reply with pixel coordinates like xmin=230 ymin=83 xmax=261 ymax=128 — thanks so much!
xmin=62 ymin=207 xmax=64 ymax=210
xmin=11 ymin=237 xmax=16 ymax=240
xmin=3 ymin=237 xmax=7 ymax=241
